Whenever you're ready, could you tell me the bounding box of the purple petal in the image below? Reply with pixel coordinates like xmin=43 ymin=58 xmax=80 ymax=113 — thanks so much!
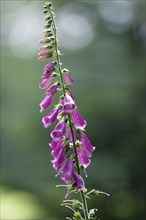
xmin=73 ymin=172 xmax=85 ymax=190
xmin=50 ymin=120 xmax=66 ymax=142
xmin=63 ymin=94 xmax=76 ymax=113
xmin=39 ymin=78 xmax=52 ymax=89
xmin=46 ymin=83 xmax=58 ymax=96
xmin=64 ymin=73 xmax=74 ymax=85
xmin=61 ymin=158 xmax=75 ymax=184
xmin=44 ymin=62 xmax=55 ymax=71
xmin=51 ymin=141 xmax=64 ymax=158
xmin=42 ymin=108 xmax=59 ymax=128
xmin=51 ymin=147 xmax=66 ymax=174
xmin=77 ymin=148 xmax=91 ymax=169
xmin=81 ymin=132 xmax=95 ymax=157
xmin=41 ymin=70 xmax=52 ymax=79
xmin=49 ymin=140 xmax=59 ymax=149
xmin=39 ymin=95 xmax=53 ymax=112
xmin=67 ymin=89 xmax=75 ymax=100
xmin=71 ymin=111 xmax=87 ymax=130
xmin=38 ymin=51 xmax=48 ymax=56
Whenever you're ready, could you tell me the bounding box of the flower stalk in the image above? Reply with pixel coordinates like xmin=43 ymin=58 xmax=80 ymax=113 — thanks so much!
xmin=38 ymin=2 xmax=109 ymax=220
xmin=49 ymin=7 xmax=89 ymax=220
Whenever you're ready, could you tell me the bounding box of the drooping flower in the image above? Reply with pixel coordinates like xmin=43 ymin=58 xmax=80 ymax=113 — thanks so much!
xmin=44 ymin=62 xmax=55 ymax=71
xmin=51 ymin=140 xmax=64 ymax=157
xmin=38 ymin=51 xmax=48 ymax=56
xmin=42 ymin=108 xmax=59 ymax=128
xmin=81 ymin=132 xmax=95 ymax=157
xmin=77 ymin=147 xmax=91 ymax=169
xmin=41 ymin=70 xmax=53 ymax=79
xmin=61 ymin=158 xmax=75 ymax=184
xmin=51 ymin=146 xmax=66 ymax=174
xmin=51 ymin=119 xmax=66 ymax=142
xmin=49 ymin=139 xmax=59 ymax=149
xmin=46 ymin=82 xmax=59 ymax=96
xmin=39 ymin=78 xmax=52 ymax=89
xmin=73 ymin=172 xmax=85 ymax=190
xmin=39 ymin=95 xmax=53 ymax=112
xmin=64 ymin=72 xmax=74 ymax=85
xmin=63 ymin=94 xmax=76 ymax=113
xmin=71 ymin=110 xmax=87 ymax=130
xmin=38 ymin=56 xmax=48 ymax=61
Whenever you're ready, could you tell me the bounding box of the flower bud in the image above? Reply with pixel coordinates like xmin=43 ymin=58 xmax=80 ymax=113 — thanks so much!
xmin=45 ymin=2 xmax=52 ymax=8
xmin=62 ymin=68 xmax=69 ymax=73
xmin=51 ymin=72 xmax=58 ymax=78
xmin=43 ymin=9 xmax=48 ymax=13
xmin=87 ymin=189 xmax=110 ymax=197
xmin=43 ymin=5 xmax=47 ymax=9
xmin=44 ymin=15 xmax=51 ymax=21
xmin=89 ymin=208 xmax=98 ymax=219
xmin=72 ymin=200 xmax=81 ymax=210
xmin=47 ymin=19 xmax=53 ymax=24
xmin=74 ymin=211 xmax=82 ymax=220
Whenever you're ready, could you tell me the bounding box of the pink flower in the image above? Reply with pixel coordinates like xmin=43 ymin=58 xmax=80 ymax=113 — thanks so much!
xmin=50 ymin=119 xmax=66 ymax=142
xmin=46 ymin=82 xmax=59 ymax=96
xmin=81 ymin=132 xmax=95 ymax=157
xmin=41 ymin=70 xmax=53 ymax=79
xmin=51 ymin=146 xmax=66 ymax=174
xmin=64 ymin=72 xmax=74 ymax=85
xmin=39 ymin=78 xmax=52 ymax=89
xmin=73 ymin=172 xmax=85 ymax=190
xmin=44 ymin=62 xmax=55 ymax=71
xmin=71 ymin=110 xmax=87 ymax=130
xmin=77 ymin=147 xmax=91 ymax=169
xmin=61 ymin=158 xmax=75 ymax=184
xmin=63 ymin=94 xmax=76 ymax=113
xmin=42 ymin=108 xmax=59 ymax=128
xmin=39 ymin=95 xmax=53 ymax=112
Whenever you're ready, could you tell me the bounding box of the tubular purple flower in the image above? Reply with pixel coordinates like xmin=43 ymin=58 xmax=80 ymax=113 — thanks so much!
xmin=46 ymin=82 xmax=59 ymax=96
xmin=38 ymin=51 xmax=48 ymax=56
xmin=51 ymin=147 xmax=66 ymax=174
xmin=39 ymin=95 xmax=53 ymax=112
xmin=63 ymin=93 xmax=76 ymax=113
xmin=39 ymin=78 xmax=52 ymax=89
xmin=44 ymin=62 xmax=55 ymax=71
xmin=49 ymin=139 xmax=59 ymax=149
xmin=51 ymin=141 xmax=64 ymax=158
xmin=81 ymin=132 xmax=95 ymax=157
xmin=64 ymin=72 xmax=74 ymax=85
xmin=41 ymin=70 xmax=53 ymax=79
xmin=50 ymin=119 xmax=66 ymax=142
xmin=71 ymin=110 xmax=87 ymax=130
xmin=40 ymin=45 xmax=49 ymax=51
xmin=73 ymin=172 xmax=85 ymax=190
xmin=38 ymin=56 xmax=48 ymax=61
xmin=42 ymin=108 xmax=59 ymax=128
xmin=61 ymin=158 xmax=75 ymax=184
xmin=77 ymin=148 xmax=91 ymax=169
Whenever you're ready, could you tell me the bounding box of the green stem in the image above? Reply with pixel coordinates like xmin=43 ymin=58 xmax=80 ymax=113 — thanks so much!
xmin=49 ymin=7 xmax=89 ymax=220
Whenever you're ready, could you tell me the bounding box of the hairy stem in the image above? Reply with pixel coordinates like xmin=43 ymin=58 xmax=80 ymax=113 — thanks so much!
xmin=50 ymin=7 xmax=89 ymax=220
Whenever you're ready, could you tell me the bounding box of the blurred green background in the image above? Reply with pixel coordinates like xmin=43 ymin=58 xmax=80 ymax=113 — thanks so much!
xmin=1 ymin=0 xmax=145 ymax=219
